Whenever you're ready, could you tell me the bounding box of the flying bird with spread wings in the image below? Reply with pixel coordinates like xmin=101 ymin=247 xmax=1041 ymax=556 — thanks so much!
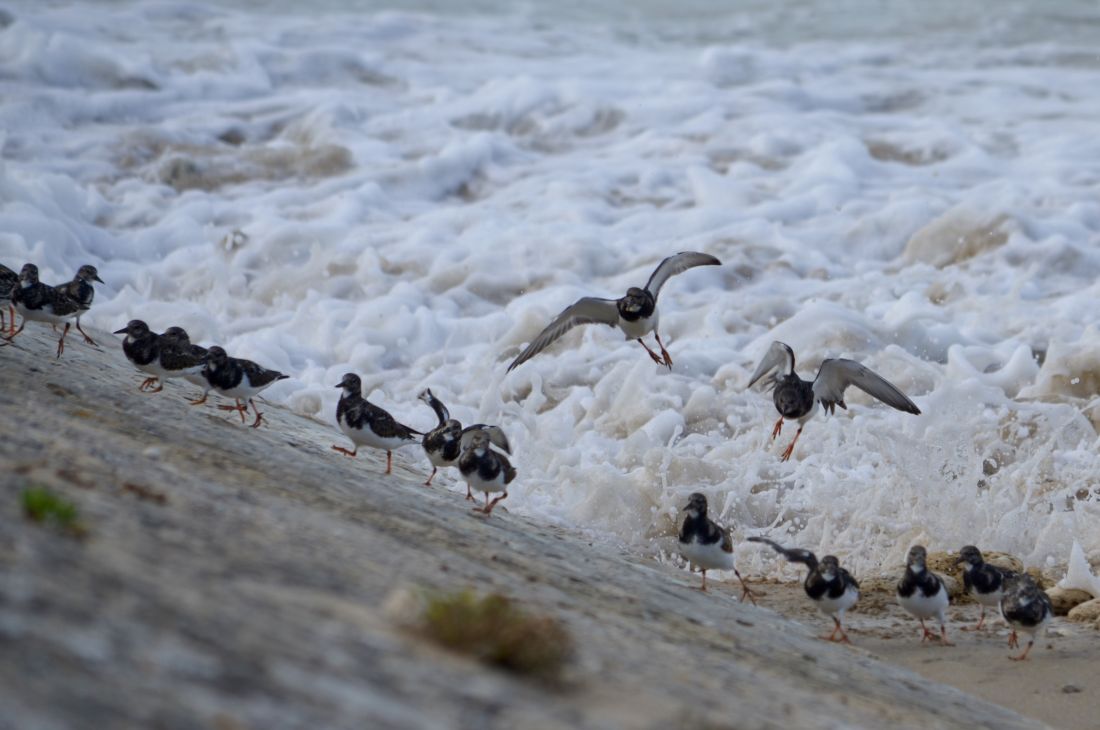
xmin=747 ymin=341 xmax=921 ymax=461
xmin=506 ymin=251 xmax=721 ymax=371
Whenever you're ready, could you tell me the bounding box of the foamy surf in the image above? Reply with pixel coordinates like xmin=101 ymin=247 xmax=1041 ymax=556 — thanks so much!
xmin=2 ymin=0 xmax=1099 ymax=576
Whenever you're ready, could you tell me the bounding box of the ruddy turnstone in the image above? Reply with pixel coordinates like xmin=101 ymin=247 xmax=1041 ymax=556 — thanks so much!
xmin=6 ymin=264 xmax=89 ymax=358
xmin=418 ymin=388 xmax=511 ymax=491
xmin=0 ymin=263 xmax=16 ymax=335
xmin=1000 ymin=573 xmax=1053 ymax=661
xmin=678 ymin=493 xmax=756 ymax=603
xmin=956 ymin=545 xmax=1019 ymax=631
xmin=195 ymin=346 xmax=288 ymax=428
xmin=458 ymin=429 xmax=517 ymax=515
xmin=114 ymin=320 xmax=166 ymax=391
xmin=332 ymin=373 xmax=421 ymax=473
xmin=747 ymin=341 xmax=921 ymax=461
xmin=749 ymin=536 xmax=860 ymax=643
xmin=506 ymin=251 xmax=721 ymax=371
xmin=159 ymin=327 xmax=208 ymax=387
xmin=56 ymin=264 xmax=104 ymax=347
xmin=896 ymin=545 xmax=953 ymax=645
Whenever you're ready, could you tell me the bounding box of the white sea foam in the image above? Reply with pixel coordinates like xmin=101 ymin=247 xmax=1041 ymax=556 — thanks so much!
xmin=2 ymin=0 xmax=1100 ymax=576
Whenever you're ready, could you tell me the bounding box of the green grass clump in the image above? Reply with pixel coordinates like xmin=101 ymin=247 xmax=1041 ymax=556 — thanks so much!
xmin=22 ymin=487 xmax=85 ymax=537
xmin=421 ymin=590 xmax=572 ymax=681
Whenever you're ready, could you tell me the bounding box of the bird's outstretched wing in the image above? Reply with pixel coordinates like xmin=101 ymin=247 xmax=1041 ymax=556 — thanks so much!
xmin=643 ymin=251 xmax=721 ymax=300
xmin=812 ymin=359 xmax=920 ymax=416
xmin=746 ymin=341 xmax=795 ymax=389
xmin=747 ymin=536 xmax=818 ymax=567
xmin=461 ymin=424 xmax=511 ymax=454
xmin=507 ymin=297 xmax=619 ymax=371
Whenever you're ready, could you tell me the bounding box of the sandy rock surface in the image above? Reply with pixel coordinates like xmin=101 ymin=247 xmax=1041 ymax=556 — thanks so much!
xmin=0 ymin=326 xmax=1044 ymax=730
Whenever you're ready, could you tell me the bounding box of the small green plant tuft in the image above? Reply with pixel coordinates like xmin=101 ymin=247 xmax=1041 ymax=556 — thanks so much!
xmin=421 ymin=590 xmax=572 ymax=681
xmin=22 ymin=487 xmax=86 ymax=537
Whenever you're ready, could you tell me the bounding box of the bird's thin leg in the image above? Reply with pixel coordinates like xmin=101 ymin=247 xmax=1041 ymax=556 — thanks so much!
xmin=55 ymin=323 xmax=71 ymax=358
xmin=482 ymin=491 xmax=508 ymax=515
xmin=736 ymin=569 xmax=757 ymax=605
xmin=7 ymin=305 xmax=14 ymax=336
xmin=920 ymin=618 xmax=934 ymax=642
xmin=424 ymin=467 xmax=437 ymax=487
xmin=939 ymin=623 xmax=954 ymax=647
xmin=654 ymin=331 xmax=673 ymax=369
xmin=636 ymin=338 xmax=663 ymax=365
xmin=331 ymin=444 xmax=357 ymax=457
xmin=76 ymin=319 xmax=97 ymax=346
xmin=2 ymin=321 xmax=24 ymax=342
xmin=465 ymin=484 xmax=474 ymax=501
xmin=821 ymin=620 xmax=840 ymax=642
xmin=698 ymin=569 xmax=708 ymax=592
xmin=249 ymin=398 xmax=264 ymax=428
xmin=1009 ymin=638 xmax=1034 ymax=661
xmin=385 ymin=451 xmax=393 ymax=475
xmin=188 ymin=392 xmax=208 ymax=406
xmin=962 ymin=606 xmax=985 ymax=631
xmin=771 ymin=416 xmax=784 ymax=440
xmin=217 ymin=398 xmax=248 ymax=423
xmin=835 ymin=619 xmax=852 ymax=644
xmin=1007 ymin=630 xmax=1019 ymax=649
xmin=780 ymin=425 xmax=804 ymax=462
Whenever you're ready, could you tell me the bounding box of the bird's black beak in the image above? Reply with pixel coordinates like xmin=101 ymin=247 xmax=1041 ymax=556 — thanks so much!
xmin=93 ymin=274 xmax=105 ymax=283
xmin=113 ymin=327 xmax=127 ymax=334
xmin=953 ymin=556 xmax=965 ymax=565
xmin=334 ymin=383 xmax=344 ymax=388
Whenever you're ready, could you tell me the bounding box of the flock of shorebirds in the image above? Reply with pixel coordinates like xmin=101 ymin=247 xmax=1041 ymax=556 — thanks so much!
xmin=1 ymin=253 xmax=1055 ymax=660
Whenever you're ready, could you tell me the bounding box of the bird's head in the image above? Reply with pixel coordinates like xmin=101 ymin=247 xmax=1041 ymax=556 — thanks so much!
xmin=682 ymin=492 xmax=708 ymax=519
xmin=162 ymin=326 xmax=191 ymax=342
xmin=417 ymin=388 xmax=434 ymax=404
xmin=955 ymin=545 xmax=983 ymax=569
xmin=905 ymin=545 xmax=928 ymax=573
xmin=18 ymin=263 xmax=38 ymax=286
xmin=113 ymin=319 xmax=150 ymax=337
xmin=204 ymin=346 xmax=229 ymax=370
xmin=464 ymin=429 xmax=490 ymax=453
xmin=819 ymin=555 xmax=841 ymax=580
xmin=76 ymin=264 xmax=104 ymax=284
xmin=621 ymin=287 xmax=649 ymax=314
xmin=335 ymin=372 xmax=361 ymax=395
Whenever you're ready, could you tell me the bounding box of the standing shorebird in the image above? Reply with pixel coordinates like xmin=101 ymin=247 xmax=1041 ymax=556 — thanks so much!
xmin=1000 ymin=574 xmax=1053 ymax=661
xmin=458 ymin=429 xmax=516 ymax=516
xmin=0 ymin=263 xmax=17 ymax=335
xmin=896 ymin=545 xmax=953 ymax=646
xmin=5 ymin=264 xmax=88 ymax=358
xmin=955 ymin=545 xmax=1019 ymax=631
xmin=332 ymin=373 xmax=421 ymax=474
xmin=159 ymin=327 xmax=208 ymax=387
xmin=56 ymin=264 xmax=104 ymax=347
xmin=194 ymin=346 xmax=288 ymax=428
xmin=749 ymin=537 xmax=860 ymax=643
xmin=746 ymin=341 xmax=921 ymax=461
xmin=677 ymin=493 xmax=756 ymax=603
xmin=506 ymin=251 xmax=721 ymax=371
xmin=114 ymin=320 xmax=166 ymax=391
xmin=418 ymin=388 xmax=511 ymax=491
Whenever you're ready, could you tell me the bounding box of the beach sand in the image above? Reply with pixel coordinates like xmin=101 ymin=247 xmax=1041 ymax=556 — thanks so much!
xmin=747 ymin=580 xmax=1099 ymax=730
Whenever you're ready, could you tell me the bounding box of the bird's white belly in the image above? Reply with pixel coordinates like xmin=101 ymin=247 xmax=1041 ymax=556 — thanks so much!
xmin=16 ymin=302 xmax=77 ymax=325
xmin=617 ymin=312 xmax=656 ymax=340
xmin=465 ymin=470 xmax=508 ymax=494
xmin=971 ymin=586 xmax=1004 ymax=608
xmin=817 ymin=585 xmax=859 ymax=616
xmin=339 ymin=418 xmax=412 ymax=450
xmin=424 ymin=445 xmax=454 ymax=468
xmin=216 ymin=382 xmax=268 ymax=400
xmin=898 ymin=586 xmax=948 ymax=620
xmin=680 ymin=539 xmax=735 ymax=572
